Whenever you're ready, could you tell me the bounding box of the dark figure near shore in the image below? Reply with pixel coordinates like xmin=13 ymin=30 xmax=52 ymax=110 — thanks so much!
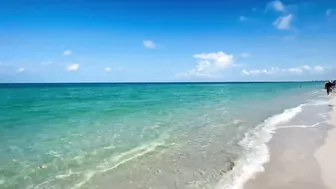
xmin=325 ymin=80 xmax=333 ymax=95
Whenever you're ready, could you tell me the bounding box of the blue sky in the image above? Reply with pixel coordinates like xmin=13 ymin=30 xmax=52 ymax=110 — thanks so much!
xmin=0 ymin=0 xmax=335 ymax=82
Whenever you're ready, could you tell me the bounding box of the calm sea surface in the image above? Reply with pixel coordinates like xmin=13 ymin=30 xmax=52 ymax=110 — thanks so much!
xmin=0 ymin=82 xmax=327 ymax=189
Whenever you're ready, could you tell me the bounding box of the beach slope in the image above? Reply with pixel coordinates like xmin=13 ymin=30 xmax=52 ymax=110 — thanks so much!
xmin=245 ymin=96 xmax=336 ymax=189
xmin=314 ymin=96 xmax=336 ymax=189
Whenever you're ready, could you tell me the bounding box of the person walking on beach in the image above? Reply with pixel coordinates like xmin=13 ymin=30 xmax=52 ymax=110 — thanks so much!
xmin=325 ymin=80 xmax=333 ymax=95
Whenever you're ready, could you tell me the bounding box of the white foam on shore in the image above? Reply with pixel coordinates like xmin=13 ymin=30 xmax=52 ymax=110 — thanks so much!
xmin=278 ymin=121 xmax=324 ymax=129
xmin=215 ymin=104 xmax=304 ymax=189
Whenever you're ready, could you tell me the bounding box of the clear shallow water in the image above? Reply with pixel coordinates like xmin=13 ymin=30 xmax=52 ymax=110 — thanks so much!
xmin=0 ymin=82 xmax=327 ymax=189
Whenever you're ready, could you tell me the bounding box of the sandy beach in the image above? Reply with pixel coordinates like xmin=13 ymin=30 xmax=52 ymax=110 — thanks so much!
xmin=315 ymin=96 xmax=336 ymax=189
xmin=245 ymin=95 xmax=336 ymax=189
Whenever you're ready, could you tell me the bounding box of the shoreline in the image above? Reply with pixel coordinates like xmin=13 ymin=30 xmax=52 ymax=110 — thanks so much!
xmin=244 ymin=95 xmax=336 ymax=189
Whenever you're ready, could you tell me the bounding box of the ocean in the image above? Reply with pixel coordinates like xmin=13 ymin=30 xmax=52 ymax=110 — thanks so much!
xmin=0 ymin=82 xmax=330 ymax=189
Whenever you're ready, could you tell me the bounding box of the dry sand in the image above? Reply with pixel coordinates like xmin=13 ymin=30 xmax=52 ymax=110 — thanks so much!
xmin=314 ymin=96 xmax=336 ymax=189
xmin=245 ymin=96 xmax=336 ymax=189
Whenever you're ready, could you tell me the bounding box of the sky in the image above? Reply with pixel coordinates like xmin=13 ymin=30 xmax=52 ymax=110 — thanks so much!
xmin=0 ymin=0 xmax=335 ymax=82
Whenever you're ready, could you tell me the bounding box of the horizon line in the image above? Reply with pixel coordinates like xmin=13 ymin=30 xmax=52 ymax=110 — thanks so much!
xmin=0 ymin=80 xmax=325 ymax=85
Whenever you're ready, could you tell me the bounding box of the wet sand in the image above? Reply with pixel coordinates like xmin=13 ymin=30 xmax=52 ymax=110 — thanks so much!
xmin=245 ymin=96 xmax=336 ymax=189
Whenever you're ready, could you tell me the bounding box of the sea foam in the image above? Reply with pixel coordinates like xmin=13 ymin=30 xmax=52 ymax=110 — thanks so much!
xmin=215 ymin=104 xmax=304 ymax=189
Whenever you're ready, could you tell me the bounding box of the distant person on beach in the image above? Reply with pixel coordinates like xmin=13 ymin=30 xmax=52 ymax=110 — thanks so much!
xmin=325 ymin=80 xmax=333 ymax=95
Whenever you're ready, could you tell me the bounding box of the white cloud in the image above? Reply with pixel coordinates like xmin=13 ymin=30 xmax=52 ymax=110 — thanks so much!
xmin=313 ymin=66 xmax=324 ymax=72
xmin=105 ymin=67 xmax=111 ymax=72
xmin=242 ymin=67 xmax=280 ymax=75
xmin=143 ymin=40 xmax=156 ymax=49
xmin=178 ymin=51 xmax=234 ymax=78
xmin=302 ymin=65 xmax=324 ymax=73
xmin=193 ymin=52 xmax=234 ymax=70
xmin=243 ymin=65 xmax=326 ymax=76
xmin=17 ymin=67 xmax=25 ymax=73
xmin=302 ymin=65 xmax=311 ymax=70
xmin=64 ymin=50 xmax=72 ymax=56
xmin=239 ymin=16 xmax=247 ymax=22
xmin=244 ymin=69 xmax=260 ymax=75
xmin=268 ymin=0 xmax=286 ymax=12
xmin=242 ymin=69 xmax=250 ymax=75
xmin=326 ymin=9 xmax=332 ymax=16
xmin=66 ymin=64 xmax=79 ymax=71
xmin=273 ymin=14 xmax=293 ymax=30
xmin=288 ymin=67 xmax=303 ymax=74
xmin=240 ymin=52 xmax=251 ymax=58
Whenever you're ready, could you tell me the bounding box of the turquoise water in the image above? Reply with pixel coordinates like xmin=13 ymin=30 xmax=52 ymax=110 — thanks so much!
xmin=0 ymin=82 xmax=326 ymax=189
